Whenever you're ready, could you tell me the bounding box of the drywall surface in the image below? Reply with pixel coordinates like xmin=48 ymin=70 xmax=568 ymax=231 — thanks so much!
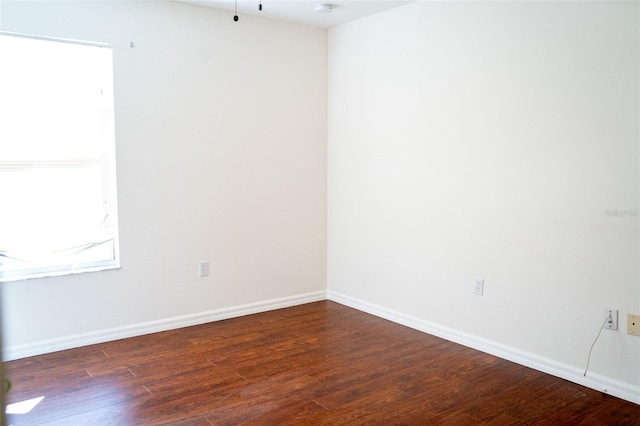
xmin=328 ymin=1 xmax=639 ymax=390
xmin=1 ymin=1 xmax=327 ymax=352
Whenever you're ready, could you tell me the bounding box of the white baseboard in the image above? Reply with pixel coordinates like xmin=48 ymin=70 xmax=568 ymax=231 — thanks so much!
xmin=3 ymin=290 xmax=327 ymax=362
xmin=327 ymin=290 xmax=640 ymax=405
xmin=5 ymin=289 xmax=638 ymax=405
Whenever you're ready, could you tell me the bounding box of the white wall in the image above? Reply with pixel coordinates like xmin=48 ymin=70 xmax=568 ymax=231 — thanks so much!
xmin=2 ymin=0 xmax=639 ymax=405
xmin=328 ymin=1 xmax=639 ymax=398
xmin=1 ymin=1 xmax=327 ymax=353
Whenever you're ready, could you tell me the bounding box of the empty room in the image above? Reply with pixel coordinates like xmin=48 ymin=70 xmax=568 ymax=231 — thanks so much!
xmin=0 ymin=0 xmax=639 ymax=424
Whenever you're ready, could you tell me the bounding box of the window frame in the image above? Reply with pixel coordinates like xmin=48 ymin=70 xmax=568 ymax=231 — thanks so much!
xmin=0 ymin=31 xmax=120 ymax=282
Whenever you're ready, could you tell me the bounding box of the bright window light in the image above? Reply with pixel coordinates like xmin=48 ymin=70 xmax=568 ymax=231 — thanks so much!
xmin=0 ymin=32 xmax=120 ymax=282
xmin=5 ymin=396 xmax=45 ymax=415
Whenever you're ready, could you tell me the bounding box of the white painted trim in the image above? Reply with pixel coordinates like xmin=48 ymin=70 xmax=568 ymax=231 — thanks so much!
xmin=3 ymin=290 xmax=327 ymax=361
xmin=6 ymin=288 xmax=638 ymax=405
xmin=327 ymin=290 xmax=640 ymax=405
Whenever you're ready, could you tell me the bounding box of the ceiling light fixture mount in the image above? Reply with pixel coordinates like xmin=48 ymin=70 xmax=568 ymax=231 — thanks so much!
xmin=314 ymin=3 xmax=335 ymax=14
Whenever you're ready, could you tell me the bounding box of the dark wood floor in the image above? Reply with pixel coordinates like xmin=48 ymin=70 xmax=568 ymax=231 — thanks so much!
xmin=4 ymin=301 xmax=639 ymax=425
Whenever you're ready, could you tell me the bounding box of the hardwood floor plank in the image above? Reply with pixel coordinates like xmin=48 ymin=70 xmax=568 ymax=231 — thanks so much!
xmin=5 ymin=301 xmax=639 ymax=425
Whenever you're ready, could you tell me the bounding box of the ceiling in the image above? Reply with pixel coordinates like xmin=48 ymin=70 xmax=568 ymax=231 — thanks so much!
xmin=178 ymin=0 xmax=414 ymax=28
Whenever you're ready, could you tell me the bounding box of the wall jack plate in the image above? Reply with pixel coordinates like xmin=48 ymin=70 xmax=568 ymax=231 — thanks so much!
xmin=628 ymin=314 xmax=640 ymax=336
xmin=605 ymin=308 xmax=618 ymax=330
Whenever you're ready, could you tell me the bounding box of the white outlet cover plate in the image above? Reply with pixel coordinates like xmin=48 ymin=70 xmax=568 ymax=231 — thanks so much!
xmin=199 ymin=260 xmax=209 ymax=277
xmin=605 ymin=308 xmax=618 ymax=330
xmin=473 ymin=278 xmax=484 ymax=295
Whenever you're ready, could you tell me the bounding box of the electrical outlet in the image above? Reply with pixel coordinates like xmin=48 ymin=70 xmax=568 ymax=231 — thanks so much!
xmin=199 ymin=260 xmax=209 ymax=277
xmin=628 ymin=314 xmax=640 ymax=336
xmin=605 ymin=308 xmax=618 ymax=330
xmin=473 ymin=278 xmax=484 ymax=296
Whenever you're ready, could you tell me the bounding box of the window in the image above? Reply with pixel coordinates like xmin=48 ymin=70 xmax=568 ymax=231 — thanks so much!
xmin=0 ymin=32 xmax=120 ymax=282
